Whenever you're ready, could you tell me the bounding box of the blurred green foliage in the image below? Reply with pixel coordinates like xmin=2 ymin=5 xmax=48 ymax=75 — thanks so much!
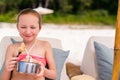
xmin=43 ymin=11 xmax=116 ymax=26
xmin=0 ymin=0 xmax=118 ymax=26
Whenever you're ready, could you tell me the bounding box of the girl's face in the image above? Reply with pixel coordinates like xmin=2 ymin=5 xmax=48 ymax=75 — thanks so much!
xmin=17 ymin=14 xmax=40 ymax=42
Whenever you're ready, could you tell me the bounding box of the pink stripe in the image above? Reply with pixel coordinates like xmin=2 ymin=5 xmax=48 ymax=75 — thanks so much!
xmin=30 ymin=54 xmax=46 ymax=65
xmin=17 ymin=53 xmax=46 ymax=65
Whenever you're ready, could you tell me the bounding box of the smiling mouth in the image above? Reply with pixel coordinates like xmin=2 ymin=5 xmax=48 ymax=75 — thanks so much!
xmin=25 ymin=36 xmax=30 ymax=37
xmin=24 ymin=36 xmax=32 ymax=39
xmin=24 ymin=35 xmax=31 ymax=37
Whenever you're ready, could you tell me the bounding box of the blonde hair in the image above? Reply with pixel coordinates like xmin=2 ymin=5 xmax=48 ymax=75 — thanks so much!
xmin=17 ymin=8 xmax=42 ymax=29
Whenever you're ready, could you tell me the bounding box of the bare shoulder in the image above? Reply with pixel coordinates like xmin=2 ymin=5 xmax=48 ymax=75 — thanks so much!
xmin=38 ymin=40 xmax=52 ymax=48
xmin=6 ymin=43 xmax=20 ymax=55
xmin=7 ymin=42 xmax=20 ymax=49
xmin=7 ymin=43 xmax=15 ymax=50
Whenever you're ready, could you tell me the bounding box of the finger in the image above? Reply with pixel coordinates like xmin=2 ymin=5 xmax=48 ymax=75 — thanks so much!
xmin=10 ymin=57 xmax=18 ymax=61
xmin=6 ymin=64 xmax=16 ymax=71
xmin=35 ymin=66 xmax=44 ymax=77
xmin=38 ymin=61 xmax=44 ymax=67
xmin=7 ymin=58 xmax=18 ymax=64
xmin=9 ymin=60 xmax=17 ymax=64
xmin=5 ymin=58 xmax=17 ymax=71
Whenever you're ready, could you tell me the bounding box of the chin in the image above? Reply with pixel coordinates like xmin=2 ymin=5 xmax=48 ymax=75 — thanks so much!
xmin=24 ymin=38 xmax=33 ymax=42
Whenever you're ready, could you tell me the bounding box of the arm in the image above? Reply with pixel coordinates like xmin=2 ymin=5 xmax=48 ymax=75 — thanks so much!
xmin=44 ymin=42 xmax=57 ymax=79
xmin=1 ymin=44 xmax=18 ymax=80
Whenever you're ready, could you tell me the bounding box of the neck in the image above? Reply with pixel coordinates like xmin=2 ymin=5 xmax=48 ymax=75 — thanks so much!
xmin=23 ymin=39 xmax=37 ymax=50
xmin=23 ymin=39 xmax=36 ymax=46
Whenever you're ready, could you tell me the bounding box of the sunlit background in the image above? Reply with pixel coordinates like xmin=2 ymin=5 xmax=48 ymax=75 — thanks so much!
xmin=0 ymin=0 xmax=118 ymax=27
xmin=0 ymin=0 xmax=117 ymax=72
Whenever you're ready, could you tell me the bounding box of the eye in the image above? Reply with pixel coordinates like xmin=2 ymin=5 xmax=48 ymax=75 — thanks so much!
xmin=20 ymin=26 xmax=26 ymax=29
xmin=31 ymin=26 xmax=36 ymax=29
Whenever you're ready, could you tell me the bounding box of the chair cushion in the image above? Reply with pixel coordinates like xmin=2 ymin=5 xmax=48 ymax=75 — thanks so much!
xmin=94 ymin=41 xmax=114 ymax=80
xmin=52 ymin=48 xmax=69 ymax=80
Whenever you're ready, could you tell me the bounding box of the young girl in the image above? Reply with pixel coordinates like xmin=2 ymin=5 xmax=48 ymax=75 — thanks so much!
xmin=1 ymin=8 xmax=57 ymax=80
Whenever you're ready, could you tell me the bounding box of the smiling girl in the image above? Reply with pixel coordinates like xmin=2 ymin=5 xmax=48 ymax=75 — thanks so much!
xmin=1 ymin=8 xmax=57 ymax=80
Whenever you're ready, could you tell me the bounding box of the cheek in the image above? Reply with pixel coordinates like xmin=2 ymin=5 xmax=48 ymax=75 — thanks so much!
xmin=33 ymin=30 xmax=40 ymax=35
xmin=18 ymin=29 xmax=24 ymax=34
xmin=17 ymin=29 xmax=25 ymax=35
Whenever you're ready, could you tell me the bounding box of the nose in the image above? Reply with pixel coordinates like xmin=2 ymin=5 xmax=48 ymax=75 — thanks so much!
xmin=25 ymin=28 xmax=31 ymax=34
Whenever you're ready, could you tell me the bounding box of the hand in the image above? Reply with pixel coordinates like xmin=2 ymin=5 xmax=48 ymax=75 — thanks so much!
xmin=5 ymin=57 xmax=18 ymax=72
xmin=35 ymin=61 xmax=45 ymax=78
